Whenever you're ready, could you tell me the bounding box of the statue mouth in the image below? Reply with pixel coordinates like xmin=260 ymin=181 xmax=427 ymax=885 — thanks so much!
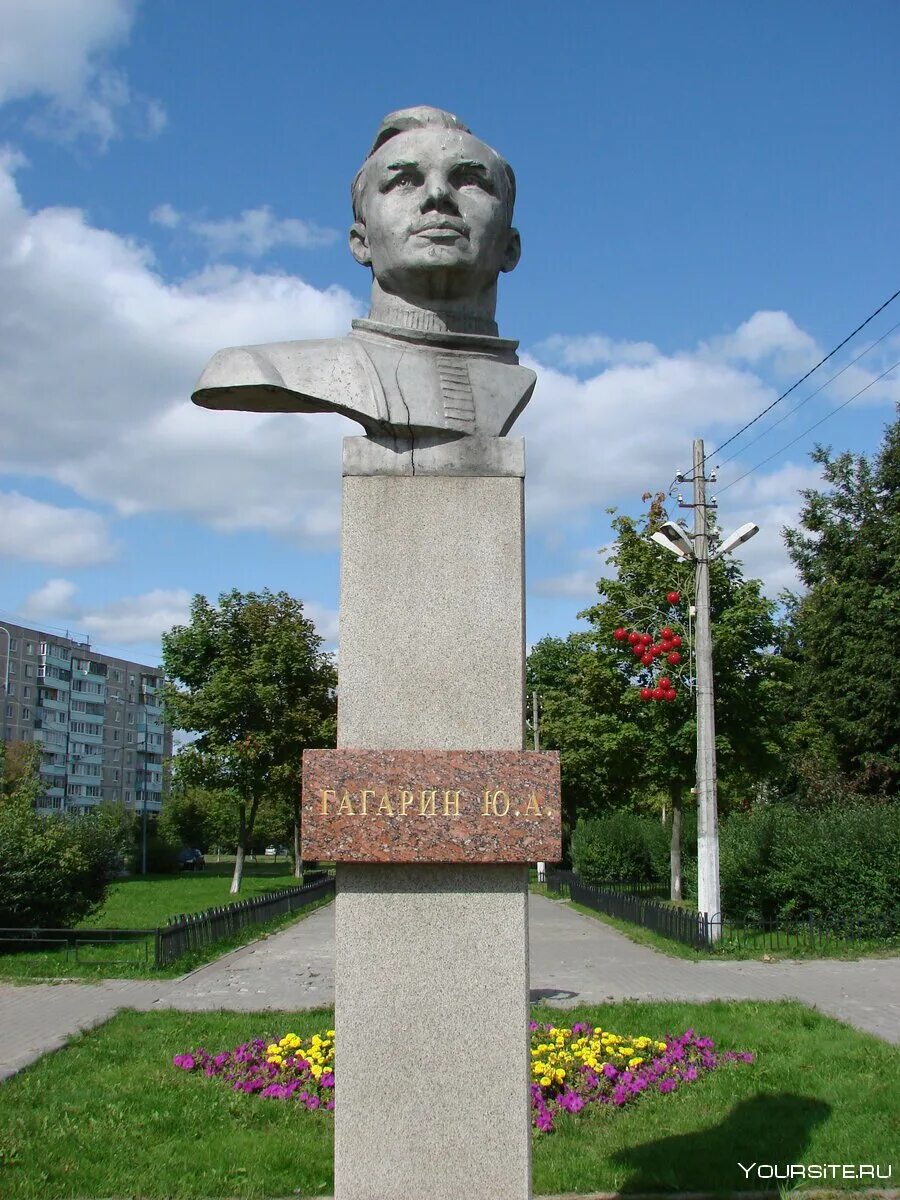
xmin=411 ymin=219 xmax=469 ymax=239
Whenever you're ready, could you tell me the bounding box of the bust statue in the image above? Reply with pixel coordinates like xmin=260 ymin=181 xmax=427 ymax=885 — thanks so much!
xmin=192 ymin=106 xmax=536 ymax=440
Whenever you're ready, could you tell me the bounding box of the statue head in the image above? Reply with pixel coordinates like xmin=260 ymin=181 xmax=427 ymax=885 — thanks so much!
xmin=349 ymin=106 xmax=521 ymax=320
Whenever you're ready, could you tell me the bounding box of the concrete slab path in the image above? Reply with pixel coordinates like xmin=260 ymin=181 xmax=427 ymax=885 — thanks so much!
xmin=1 ymin=893 xmax=898 ymax=1085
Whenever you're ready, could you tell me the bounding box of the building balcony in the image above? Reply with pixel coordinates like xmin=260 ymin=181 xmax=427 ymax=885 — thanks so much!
xmin=37 ymin=669 xmax=70 ymax=689
xmin=40 ymin=761 xmax=67 ymax=777
xmin=40 ymin=646 xmax=72 ymax=669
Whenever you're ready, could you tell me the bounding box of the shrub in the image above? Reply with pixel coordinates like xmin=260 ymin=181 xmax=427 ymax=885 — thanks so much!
xmin=0 ymin=797 xmax=129 ymax=927
xmin=719 ymin=801 xmax=900 ymax=932
xmin=571 ymin=811 xmax=653 ymax=884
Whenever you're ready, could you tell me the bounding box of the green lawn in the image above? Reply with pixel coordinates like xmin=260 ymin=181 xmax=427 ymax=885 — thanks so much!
xmin=0 ymin=865 xmax=330 ymax=982
xmin=79 ymin=862 xmax=303 ymax=929
xmin=538 ymin=887 xmax=900 ymax=961
xmin=0 ymin=1001 xmax=896 ymax=1197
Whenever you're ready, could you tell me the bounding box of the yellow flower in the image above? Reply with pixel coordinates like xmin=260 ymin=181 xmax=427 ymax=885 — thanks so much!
xmin=629 ymin=1057 xmax=644 ymax=1069
xmin=540 ymin=1076 xmax=551 ymax=1087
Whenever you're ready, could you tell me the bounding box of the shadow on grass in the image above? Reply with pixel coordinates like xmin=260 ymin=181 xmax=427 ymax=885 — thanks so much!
xmin=611 ymin=1093 xmax=831 ymax=1193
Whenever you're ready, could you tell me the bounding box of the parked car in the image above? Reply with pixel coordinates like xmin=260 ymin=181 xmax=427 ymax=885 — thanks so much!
xmin=177 ymin=848 xmax=205 ymax=871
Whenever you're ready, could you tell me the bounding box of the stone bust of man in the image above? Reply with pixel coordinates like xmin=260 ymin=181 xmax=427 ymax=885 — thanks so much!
xmin=192 ymin=106 xmax=536 ymax=440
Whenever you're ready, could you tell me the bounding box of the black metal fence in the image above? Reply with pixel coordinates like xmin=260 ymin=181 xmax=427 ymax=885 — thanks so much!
xmin=0 ymin=873 xmax=335 ymax=970
xmin=545 ymin=869 xmax=900 ymax=951
xmin=546 ymin=869 xmax=666 ymax=898
xmin=155 ymin=874 xmax=335 ymax=967
xmin=0 ymin=927 xmax=155 ymax=965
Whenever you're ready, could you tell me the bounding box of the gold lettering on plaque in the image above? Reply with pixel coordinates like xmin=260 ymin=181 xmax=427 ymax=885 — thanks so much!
xmin=378 ymin=793 xmax=394 ymax=816
xmin=443 ymin=790 xmax=460 ymax=816
xmin=491 ymin=790 xmax=511 ymax=816
xmin=524 ymin=793 xmax=542 ymax=817
xmin=360 ymin=789 xmax=374 ymax=816
xmin=399 ymin=790 xmax=415 ymax=816
xmin=419 ymin=789 xmax=437 ymax=816
xmin=320 ymin=788 xmax=336 ymax=815
xmin=338 ymin=792 xmax=355 ymax=816
xmin=482 ymin=789 xmax=491 ymax=816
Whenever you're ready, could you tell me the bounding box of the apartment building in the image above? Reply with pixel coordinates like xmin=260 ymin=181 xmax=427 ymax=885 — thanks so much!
xmin=0 ymin=620 xmax=171 ymax=815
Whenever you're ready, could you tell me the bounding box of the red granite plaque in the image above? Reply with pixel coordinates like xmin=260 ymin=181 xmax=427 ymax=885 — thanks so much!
xmin=301 ymin=748 xmax=561 ymax=863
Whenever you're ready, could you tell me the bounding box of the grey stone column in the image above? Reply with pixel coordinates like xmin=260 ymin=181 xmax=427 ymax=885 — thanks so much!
xmin=334 ymin=436 xmax=531 ymax=1200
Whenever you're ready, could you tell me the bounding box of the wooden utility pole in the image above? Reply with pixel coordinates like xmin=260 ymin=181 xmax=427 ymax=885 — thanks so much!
xmin=692 ymin=439 xmax=721 ymax=936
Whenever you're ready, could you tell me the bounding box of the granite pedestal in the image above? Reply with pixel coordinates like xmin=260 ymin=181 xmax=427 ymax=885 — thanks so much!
xmin=334 ymin=436 xmax=531 ymax=1200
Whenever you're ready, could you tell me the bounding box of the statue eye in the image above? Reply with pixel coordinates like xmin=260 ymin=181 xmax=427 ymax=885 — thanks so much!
xmin=394 ymin=172 xmax=418 ymax=188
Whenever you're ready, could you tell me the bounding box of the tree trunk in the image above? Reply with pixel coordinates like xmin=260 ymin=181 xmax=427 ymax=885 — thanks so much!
xmin=231 ymin=802 xmax=247 ymax=894
xmin=230 ymin=795 xmax=261 ymax=894
xmin=669 ymin=785 xmax=683 ymax=902
xmin=293 ymin=795 xmax=303 ymax=879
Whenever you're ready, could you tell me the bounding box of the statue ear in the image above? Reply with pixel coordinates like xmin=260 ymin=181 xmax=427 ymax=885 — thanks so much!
xmin=501 ymin=228 xmax=521 ymax=274
xmin=349 ymin=222 xmax=371 ymax=267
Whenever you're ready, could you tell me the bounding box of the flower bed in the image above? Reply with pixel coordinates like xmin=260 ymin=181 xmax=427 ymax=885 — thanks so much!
xmin=173 ymin=1021 xmax=751 ymax=1134
xmin=174 ymin=1030 xmax=335 ymax=1110
xmin=529 ymin=1020 xmax=752 ymax=1132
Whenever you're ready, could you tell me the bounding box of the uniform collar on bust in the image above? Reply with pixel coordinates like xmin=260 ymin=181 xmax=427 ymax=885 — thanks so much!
xmin=351 ymin=317 xmax=520 ymax=358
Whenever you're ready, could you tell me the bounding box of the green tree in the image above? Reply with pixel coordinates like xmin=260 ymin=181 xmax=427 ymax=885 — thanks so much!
xmin=529 ymin=494 xmax=787 ymax=899
xmin=162 ymin=589 xmax=337 ymax=893
xmin=782 ymin=410 xmax=900 ymax=795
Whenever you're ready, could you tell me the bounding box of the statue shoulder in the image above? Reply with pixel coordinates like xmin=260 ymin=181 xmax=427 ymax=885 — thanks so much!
xmin=192 ymin=337 xmax=385 ymax=428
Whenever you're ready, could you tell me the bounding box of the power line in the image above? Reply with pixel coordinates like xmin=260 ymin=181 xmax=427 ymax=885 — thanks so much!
xmin=716 ymin=357 xmax=900 ymax=496
xmin=676 ymin=286 xmax=900 ymax=485
xmin=714 ymin=316 xmax=900 ymax=471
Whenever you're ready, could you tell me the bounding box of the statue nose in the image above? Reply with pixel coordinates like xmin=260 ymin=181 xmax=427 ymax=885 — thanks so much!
xmin=421 ymin=174 xmax=458 ymax=212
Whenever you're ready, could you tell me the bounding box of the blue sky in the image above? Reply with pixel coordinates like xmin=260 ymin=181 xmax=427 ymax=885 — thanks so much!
xmin=0 ymin=0 xmax=898 ymax=666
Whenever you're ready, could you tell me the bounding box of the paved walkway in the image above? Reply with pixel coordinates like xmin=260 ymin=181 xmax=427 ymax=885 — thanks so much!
xmin=1 ymin=894 xmax=898 ymax=1082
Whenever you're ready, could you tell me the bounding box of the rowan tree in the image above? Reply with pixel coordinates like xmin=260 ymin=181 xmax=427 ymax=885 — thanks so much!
xmin=529 ymin=493 xmax=787 ymax=899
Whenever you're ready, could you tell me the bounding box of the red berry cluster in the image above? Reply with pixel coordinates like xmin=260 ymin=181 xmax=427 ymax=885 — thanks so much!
xmin=612 ymin=591 xmax=684 ymax=703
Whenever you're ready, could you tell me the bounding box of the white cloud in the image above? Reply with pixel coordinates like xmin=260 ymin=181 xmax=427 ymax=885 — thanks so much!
xmin=519 ymin=352 xmax=775 ymax=524
xmin=0 ymin=491 xmax=116 ymax=564
xmin=151 ymin=203 xmax=339 ymax=258
xmin=304 ymin=600 xmax=339 ymax=645
xmin=22 ymin=576 xmax=79 ymax=619
xmin=704 ymin=310 xmax=819 ymax=376
xmin=0 ymin=0 xmax=164 ymax=146
xmin=534 ymin=332 xmax=661 ymax=370
xmin=0 ymin=153 xmax=362 ymax=545
xmin=532 ymin=568 xmax=599 ymax=600
xmin=81 ymin=587 xmax=192 ymax=644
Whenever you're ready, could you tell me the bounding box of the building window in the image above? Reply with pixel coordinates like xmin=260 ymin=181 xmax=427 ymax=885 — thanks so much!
xmin=5 ymin=704 xmax=12 ymax=718
xmin=23 ymin=686 xmax=30 ymax=699
xmin=9 ymin=639 xmax=17 ymax=652
xmin=128 ymin=711 xmax=134 ymax=724
xmin=113 ymin=729 xmax=119 ymax=741
xmin=127 ymin=732 xmax=134 ymax=743
xmin=24 ymin=664 xmax=33 ymax=677
xmin=22 ymin=707 xmax=31 ymax=720
xmin=25 ymin=642 xmax=34 ymax=655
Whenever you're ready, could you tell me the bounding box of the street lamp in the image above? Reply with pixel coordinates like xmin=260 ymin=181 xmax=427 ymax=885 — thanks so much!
xmin=0 ymin=625 xmax=11 ymax=696
xmin=651 ymin=446 xmax=759 ymax=939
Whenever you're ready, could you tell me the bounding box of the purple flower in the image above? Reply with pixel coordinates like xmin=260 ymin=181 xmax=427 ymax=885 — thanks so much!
xmin=612 ymin=1085 xmax=628 ymax=1106
xmin=602 ymin=1063 xmax=618 ymax=1080
xmin=658 ymin=1078 xmax=677 ymax=1094
xmin=173 ymin=1054 xmax=195 ymax=1070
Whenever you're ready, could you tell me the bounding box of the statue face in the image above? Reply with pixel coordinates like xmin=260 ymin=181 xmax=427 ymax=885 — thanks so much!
xmin=350 ymin=128 xmax=520 ymax=303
